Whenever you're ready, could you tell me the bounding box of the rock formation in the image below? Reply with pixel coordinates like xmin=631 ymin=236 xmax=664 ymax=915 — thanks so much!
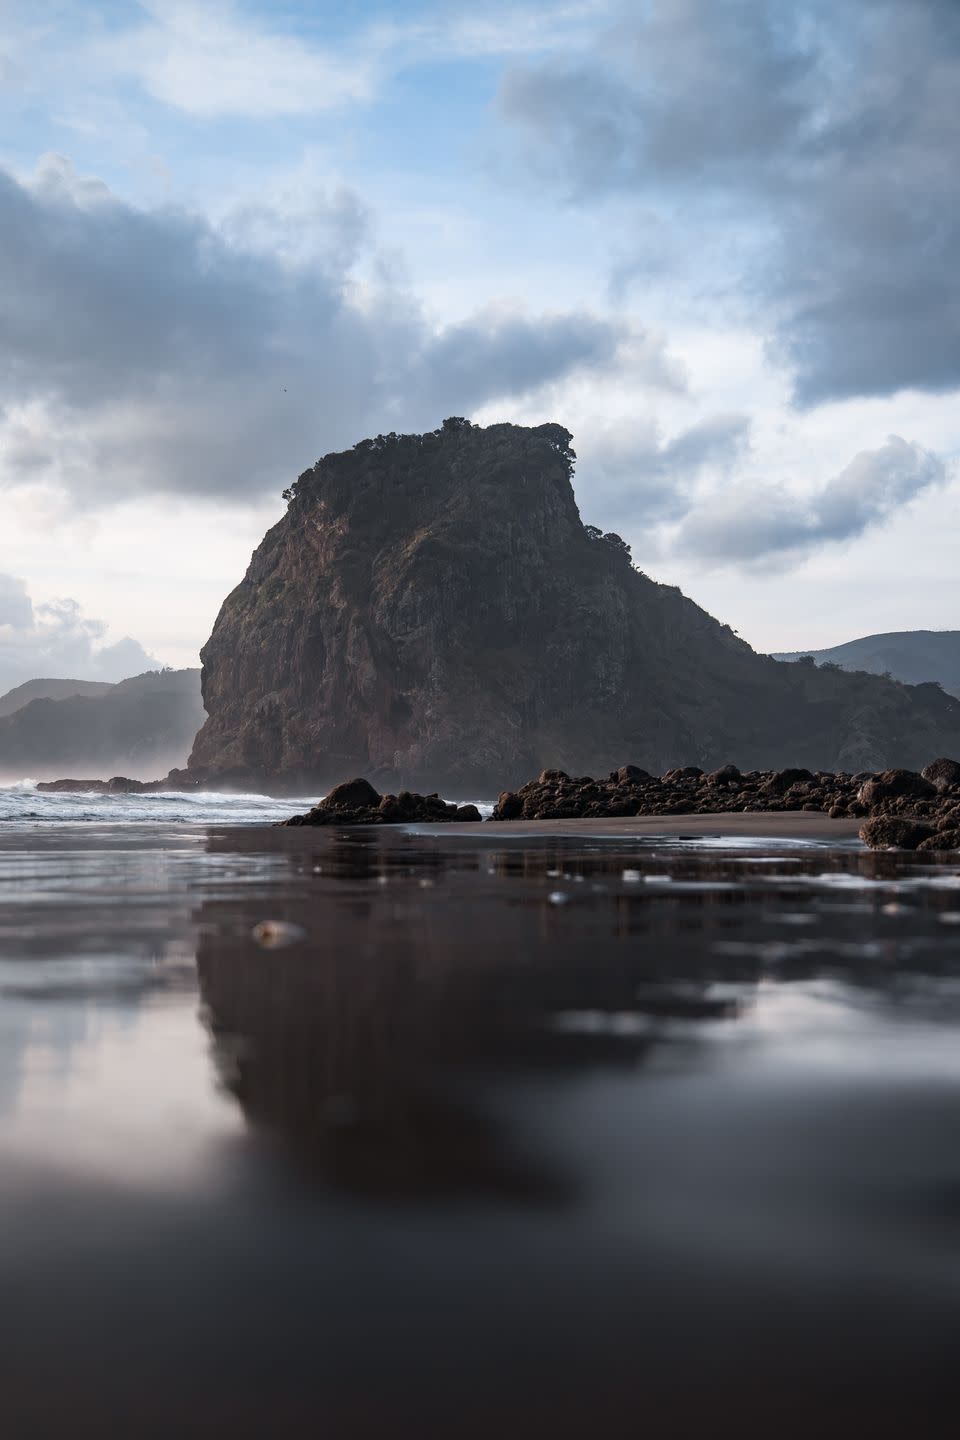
xmin=281 ymin=759 xmax=960 ymax=851
xmin=186 ymin=419 xmax=960 ymax=794
xmin=490 ymin=760 xmax=960 ymax=850
xmin=283 ymin=776 xmax=482 ymax=826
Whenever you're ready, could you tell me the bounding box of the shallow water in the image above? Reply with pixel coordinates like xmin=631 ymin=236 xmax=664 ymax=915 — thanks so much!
xmin=1 ymin=821 xmax=959 ymax=1437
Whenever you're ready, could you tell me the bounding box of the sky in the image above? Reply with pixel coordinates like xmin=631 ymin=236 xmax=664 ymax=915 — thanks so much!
xmin=0 ymin=0 xmax=958 ymax=687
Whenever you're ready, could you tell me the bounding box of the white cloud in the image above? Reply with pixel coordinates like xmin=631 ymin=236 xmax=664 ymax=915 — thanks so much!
xmin=80 ymin=0 xmax=613 ymax=123
xmin=96 ymin=0 xmax=376 ymax=118
xmin=0 ymin=572 xmax=158 ymax=693
xmin=559 ymin=411 xmax=751 ymax=533
xmin=674 ymin=436 xmax=948 ymax=567
xmin=0 ymin=154 xmax=629 ymax=506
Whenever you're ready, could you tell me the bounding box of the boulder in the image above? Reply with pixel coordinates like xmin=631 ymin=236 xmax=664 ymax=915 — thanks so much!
xmin=493 ymin=791 xmax=524 ymax=820
xmin=857 ymin=769 xmax=937 ymax=807
xmin=859 ymin=816 xmax=935 ymax=850
xmin=611 ymin=765 xmax=652 ymax=785
xmin=705 ymin=764 xmax=742 ymax=786
xmin=921 ymin=757 xmax=960 ymax=792
xmin=324 ymin=777 xmax=382 ymax=809
xmin=916 ymin=828 xmax=960 ymax=852
xmin=282 ymin=778 xmax=473 ymax=826
xmin=761 ymin=768 xmax=815 ymax=795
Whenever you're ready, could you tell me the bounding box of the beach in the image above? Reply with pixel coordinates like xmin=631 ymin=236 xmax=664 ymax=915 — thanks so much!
xmin=438 ymin=811 xmax=865 ymax=839
xmin=1 ymin=810 xmax=959 ymax=1435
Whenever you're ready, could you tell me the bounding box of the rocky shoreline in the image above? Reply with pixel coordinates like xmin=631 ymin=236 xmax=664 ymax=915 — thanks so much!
xmin=33 ymin=759 xmax=960 ymax=851
xmin=278 ymin=760 xmax=960 ymax=851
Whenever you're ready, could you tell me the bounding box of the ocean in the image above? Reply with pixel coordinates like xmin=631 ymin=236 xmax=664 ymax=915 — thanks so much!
xmin=0 ymin=781 xmax=494 ymax=826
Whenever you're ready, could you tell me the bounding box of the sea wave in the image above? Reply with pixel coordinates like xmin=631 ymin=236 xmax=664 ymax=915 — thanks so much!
xmin=0 ymin=783 xmax=317 ymax=826
xmin=0 ymin=782 xmax=495 ymax=826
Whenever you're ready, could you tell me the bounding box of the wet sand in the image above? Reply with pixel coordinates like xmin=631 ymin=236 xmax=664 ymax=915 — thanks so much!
xmin=431 ymin=812 xmax=864 ymax=840
xmin=2 ymin=820 xmax=958 ymax=1437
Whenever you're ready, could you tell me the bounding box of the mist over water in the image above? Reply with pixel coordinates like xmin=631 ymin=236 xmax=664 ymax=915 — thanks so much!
xmin=1 ymin=820 xmax=959 ymax=1436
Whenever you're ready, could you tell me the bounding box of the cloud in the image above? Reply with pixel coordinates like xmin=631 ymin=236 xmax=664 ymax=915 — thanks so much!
xmin=0 ymin=154 xmax=634 ymax=506
xmin=673 ymin=436 xmax=947 ymax=567
xmin=500 ymin=0 xmax=814 ymax=192
xmin=74 ymin=0 xmax=612 ymax=122
xmin=95 ymin=0 xmax=377 ymax=118
xmin=499 ymin=0 xmax=960 ymax=405
xmin=0 ymin=573 xmax=158 ymax=694
xmin=577 ymin=412 xmax=751 ymax=525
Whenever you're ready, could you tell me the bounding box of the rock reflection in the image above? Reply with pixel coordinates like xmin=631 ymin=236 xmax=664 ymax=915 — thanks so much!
xmin=196 ymin=828 xmax=960 ymax=1201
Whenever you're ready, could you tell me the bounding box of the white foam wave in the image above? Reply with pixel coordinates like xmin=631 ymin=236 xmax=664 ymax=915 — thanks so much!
xmin=0 ymin=782 xmax=316 ymax=826
xmin=0 ymin=783 xmax=496 ymax=826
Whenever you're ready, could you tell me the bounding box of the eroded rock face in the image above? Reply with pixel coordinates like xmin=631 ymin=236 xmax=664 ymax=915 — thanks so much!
xmin=187 ymin=420 xmax=960 ymax=793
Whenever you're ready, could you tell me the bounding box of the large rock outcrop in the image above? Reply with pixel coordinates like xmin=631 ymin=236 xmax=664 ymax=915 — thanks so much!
xmin=186 ymin=419 xmax=960 ymax=794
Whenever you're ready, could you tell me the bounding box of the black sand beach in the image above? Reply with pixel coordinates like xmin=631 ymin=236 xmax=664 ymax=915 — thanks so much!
xmin=430 ymin=812 xmax=865 ymax=839
xmin=1 ymin=816 xmax=959 ymax=1436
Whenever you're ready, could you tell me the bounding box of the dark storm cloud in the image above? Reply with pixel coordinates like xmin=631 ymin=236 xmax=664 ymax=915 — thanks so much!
xmin=0 ymin=572 xmax=157 ymax=694
xmin=674 ymin=436 xmax=946 ymax=566
xmin=499 ymin=0 xmax=960 ymax=405
xmin=0 ymin=156 xmax=635 ymax=504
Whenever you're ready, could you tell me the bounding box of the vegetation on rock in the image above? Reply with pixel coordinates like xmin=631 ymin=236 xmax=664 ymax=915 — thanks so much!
xmin=186 ymin=420 xmax=960 ymax=793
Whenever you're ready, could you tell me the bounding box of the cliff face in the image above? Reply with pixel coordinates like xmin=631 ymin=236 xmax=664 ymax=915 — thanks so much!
xmin=188 ymin=420 xmax=960 ymax=792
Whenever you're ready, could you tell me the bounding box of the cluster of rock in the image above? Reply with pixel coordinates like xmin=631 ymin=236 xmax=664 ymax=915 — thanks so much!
xmin=36 ymin=776 xmax=167 ymax=794
xmin=282 ymin=778 xmax=482 ymax=827
xmin=490 ymin=760 xmax=960 ymax=851
xmin=278 ymin=761 xmax=960 ymax=851
xmin=855 ymin=758 xmax=960 ymax=852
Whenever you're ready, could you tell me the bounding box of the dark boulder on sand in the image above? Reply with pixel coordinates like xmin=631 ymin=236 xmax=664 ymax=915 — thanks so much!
xmin=858 ymin=816 xmax=935 ymax=851
xmin=917 ymin=828 xmax=960 ymax=852
xmin=857 ymin=768 xmax=937 ymax=806
xmin=706 ymin=764 xmax=742 ymax=786
xmin=283 ymin=778 xmax=481 ymax=827
xmin=921 ymin=757 xmax=960 ymax=792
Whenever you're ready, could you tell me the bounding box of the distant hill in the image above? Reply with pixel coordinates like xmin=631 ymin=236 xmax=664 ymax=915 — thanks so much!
xmin=0 ymin=669 xmax=205 ymax=780
xmin=773 ymin=632 xmax=960 ymax=700
xmin=0 ymin=677 xmax=116 ymax=719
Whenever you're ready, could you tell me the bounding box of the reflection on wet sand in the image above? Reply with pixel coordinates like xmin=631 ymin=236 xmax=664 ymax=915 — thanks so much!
xmin=196 ymin=829 xmax=960 ymax=1202
xmin=1 ymin=824 xmax=959 ymax=1437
